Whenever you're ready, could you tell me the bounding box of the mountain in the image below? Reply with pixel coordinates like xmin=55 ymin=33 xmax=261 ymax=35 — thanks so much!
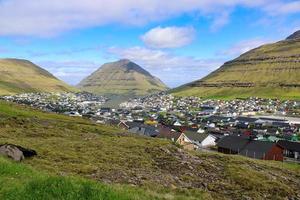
xmin=0 ymin=58 xmax=76 ymax=95
xmin=172 ymin=31 xmax=300 ymax=99
xmin=78 ymin=59 xmax=168 ymax=96
xmin=286 ymin=30 xmax=300 ymax=40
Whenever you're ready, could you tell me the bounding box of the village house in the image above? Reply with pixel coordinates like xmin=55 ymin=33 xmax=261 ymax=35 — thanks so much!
xmin=184 ymin=131 xmax=217 ymax=149
xmin=239 ymin=140 xmax=283 ymax=161
xmin=157 ymin=125 xmax=195 ymax=150
xmin=128 ymin=124 xmax=159 ymax=137
xmin=217 ymin=136 xmax=284 ymax=161
xmin=277 ymin=140 xmax=300 ymax=163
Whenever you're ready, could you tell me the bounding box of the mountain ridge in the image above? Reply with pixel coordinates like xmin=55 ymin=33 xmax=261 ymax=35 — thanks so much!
xmin=286 ymin=30 xmax=300 ymax=40
xmin=171 ymin=31 xmax=300 ymax=99
xmin=0 ymin=58 xmax=76 ymax=95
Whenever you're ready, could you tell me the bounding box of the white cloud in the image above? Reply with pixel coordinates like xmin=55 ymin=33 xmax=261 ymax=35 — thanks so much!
xmin=217 ymin=38 xmax=273 ymax=57
xmin=141 ymin=26 xmax=195 ymax=48
xmin=0 ymin=0 xmax=298 ymax=37
xmin=27 ymin=46 xmax=103 ymax=57
xmin=210 ymin=12 xmax=231 ymax=32
xmin=263 ymin=1 xmax=300 ymax=16
xmin=108 ymin=46 xmax=224 ymax=87
xmin=37 ymin=60 xmax=100 ymax=85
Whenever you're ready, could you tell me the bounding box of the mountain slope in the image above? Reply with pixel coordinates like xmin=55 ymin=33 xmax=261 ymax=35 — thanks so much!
xmin=0 ymin=101 xmax=299 ymax=199
xmin=0 ymin=58 xmax=76 ymax=95
xmin=172 ymin=31 xmax=300 ymax=99
xmin=78 ymin=59 xmax=168 ymax=96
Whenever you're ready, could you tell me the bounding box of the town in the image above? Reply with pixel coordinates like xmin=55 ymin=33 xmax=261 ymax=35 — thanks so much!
xmin=1 ymin=92 xmax=300 ymax=164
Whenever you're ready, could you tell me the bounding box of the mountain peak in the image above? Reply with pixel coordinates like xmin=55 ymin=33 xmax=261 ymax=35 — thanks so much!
xmin=102 ymin=59 xmax=152 ymax=77
xmin=78 ymin=59 xmax=168 ymax=96
xmin=117 ymin=58 xmax=132 ymax=64
xmin=286 ymin=30 xmax=300 ymax=40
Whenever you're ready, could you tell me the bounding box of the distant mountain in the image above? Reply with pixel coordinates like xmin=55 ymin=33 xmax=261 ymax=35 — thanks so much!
xmin=78 ymin=59 xmax=168 ymax=96
xmin=0 ymin=58 xmax=76 ymax=95
xmin=172 ymin=30 xmax=300 ymax=99
xmin=286 ymin=30 xmax=300 ymax=40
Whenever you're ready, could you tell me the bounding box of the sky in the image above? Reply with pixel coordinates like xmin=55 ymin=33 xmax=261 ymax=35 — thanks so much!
xmin=0 ymin=0 xmax=300 ymax=88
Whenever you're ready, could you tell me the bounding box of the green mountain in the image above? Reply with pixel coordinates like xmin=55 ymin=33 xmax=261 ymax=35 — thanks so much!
xmin=0 ymin=101 xmax=299 ymax=199
xmin=78 ymin=59 xmax=168 ymax=96
xmin=0 ymin=58 xmax=76 ymax=95
xmin=172 ymin=31 xmax=300 ymax=99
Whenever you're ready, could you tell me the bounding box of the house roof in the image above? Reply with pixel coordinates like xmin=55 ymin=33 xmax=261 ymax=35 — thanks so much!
xmin=235 ymin=117 xmax=257 ymax=123
xmin=259 ymin=117 xmax=287 ymax=122
xmin=129 ymin=126 xmax=159 ymax=137
xmin=272 ymin=122 xmax=290 ymax=128
xmin=185 ymin=127 xmax=199 ymax=132
xmin=217 ymin=136 xmax=249 ymax=152
xmin=157 ymin=126 xmax=182 ymax=141
xmin=125 ymin=121 xmax=144 ymax=129
xmin=205 ymin=116 xmax=234 ymax=123
xmin=184 ymin=131 xmax=211 ymax=143
xmin=240 ymin=141 xmax=279 ymax=159
xmin=277 ymin=140 xmax=300 ymax=152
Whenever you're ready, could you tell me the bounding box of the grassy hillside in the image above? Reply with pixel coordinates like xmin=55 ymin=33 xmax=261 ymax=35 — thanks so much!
xmin=172 ymin=36 xmax=300 ymax=99
xmin=0 ymin=101 xmax=299 ymax=199
xmin=0 ymin=157 xmax=173 ymax=200
xmin=78 ymin=59 xmax=168 ymax=96
xmin=0 ymin=58 xmax=76 ymax=95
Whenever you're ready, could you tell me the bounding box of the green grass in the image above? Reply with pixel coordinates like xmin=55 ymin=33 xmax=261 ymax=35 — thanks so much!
xmin=1 ymin=157 xmax=200 ymax=200
xmin=78 ymin=62 xmax=167 ymax=96
xmin=172 ymin=86 xmax=300 ymax=100
xmin=171 ymin=38 xmax=300 ymax=100
xmin=0 ymin=101 xmax=299 ymax=199
xmin=0 ymin=58 xmax=77 ymax=95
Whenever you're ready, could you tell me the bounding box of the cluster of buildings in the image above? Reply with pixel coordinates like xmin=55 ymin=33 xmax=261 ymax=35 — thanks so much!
xmin=0 ymin=92 xmax=107 ymax=116
xmin=1 ymin=92 xmax=300 ymax=163
xmin=120 ymin=93 xmax=300 ymax=117
xmin=118 ymin=93 xmax=300 ymax=163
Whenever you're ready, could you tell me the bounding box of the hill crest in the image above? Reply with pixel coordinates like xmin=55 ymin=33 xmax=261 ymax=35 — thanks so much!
xmin=78 ymin=59 xmax=168 ymax=96
xmin=0 ymin=58 xmax=76 ymax=95
xmin=286 ymin=30 xmax=300 ymax=40
xmin=171 ymin=31 xmax=300 ymax=99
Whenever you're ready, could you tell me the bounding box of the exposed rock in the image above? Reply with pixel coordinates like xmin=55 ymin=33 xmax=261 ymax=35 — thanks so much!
xmin=0 ymin=144 xmax=37 ymax=161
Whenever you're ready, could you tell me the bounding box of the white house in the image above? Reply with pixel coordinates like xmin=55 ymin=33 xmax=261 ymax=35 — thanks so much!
xmin=200 ymin=134 xmax=217 ymax=148
xmin=184 ymin=132 xmax=217 ymax=149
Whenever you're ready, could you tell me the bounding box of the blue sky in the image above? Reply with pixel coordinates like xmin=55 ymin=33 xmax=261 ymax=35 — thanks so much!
xmin=0 ymin=0 xmax=299 ymax=88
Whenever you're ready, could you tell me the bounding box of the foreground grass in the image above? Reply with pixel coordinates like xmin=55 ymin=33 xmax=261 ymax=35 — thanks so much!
xmin=0 ymin=101 xmax=299 ymax=199
xmin=0 ymin=157 xmax=135 ymax=200
xmin=1 ymin=157 xmax=208 ymax=200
